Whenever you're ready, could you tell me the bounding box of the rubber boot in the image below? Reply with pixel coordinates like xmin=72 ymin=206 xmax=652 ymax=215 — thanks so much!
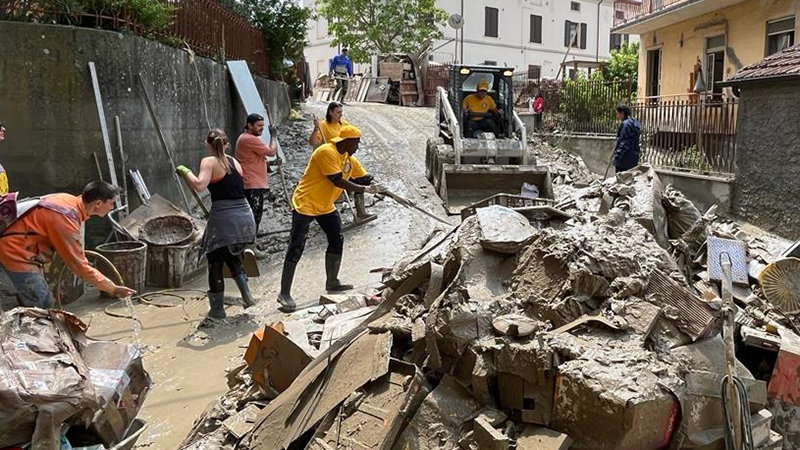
xmin=354 ymin=192 xmax=377 ymax=221
xmin=325 ymin=253 xmax=354 ymax=292
xmin=276 ymin=262 xmax=298 ymax=312
xmin=234 ymin=273 xmax=256 ymax=308
xmin=207 ymin=291 xmax=226 ymax=319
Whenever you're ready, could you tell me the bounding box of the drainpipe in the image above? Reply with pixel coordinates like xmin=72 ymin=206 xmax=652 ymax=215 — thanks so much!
xmin=597 ymin=0 xmax=604 ymax=62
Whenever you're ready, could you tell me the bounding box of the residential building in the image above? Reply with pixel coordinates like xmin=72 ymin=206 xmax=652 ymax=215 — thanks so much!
xmin=303 ymin=0 xmax=626 ymax=82
xmin=612 ymin=0 xmax=799 ymax=99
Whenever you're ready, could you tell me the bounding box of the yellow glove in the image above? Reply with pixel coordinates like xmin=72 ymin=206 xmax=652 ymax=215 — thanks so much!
xmin=175 ymin=165 xmax=191 ymax=177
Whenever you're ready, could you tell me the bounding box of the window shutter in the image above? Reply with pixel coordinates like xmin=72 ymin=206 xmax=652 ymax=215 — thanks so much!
xmin=580 ymin=23 xmax=588 ymax=49
xmin=531 ymin=15 xmax=542 ymax=43
xmin=564 ymin=21 xmax=571 ymax=47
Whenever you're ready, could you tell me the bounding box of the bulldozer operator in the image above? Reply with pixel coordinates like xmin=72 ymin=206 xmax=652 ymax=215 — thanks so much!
xmin=462 ymin=80 xmax=502 ymax=138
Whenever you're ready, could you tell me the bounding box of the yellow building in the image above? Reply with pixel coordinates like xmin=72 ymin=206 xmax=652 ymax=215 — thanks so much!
xmin=613 ymin=0 xmax=798 ymax=99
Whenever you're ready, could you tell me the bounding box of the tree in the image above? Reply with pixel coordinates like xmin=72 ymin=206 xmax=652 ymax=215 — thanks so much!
xmin=237 ymin=0 xmax=311 ymax=79
xmin=605 ymin=42 xmax=639 ymax=84
xmin=316 ymin=0 xmax=449 ymax=63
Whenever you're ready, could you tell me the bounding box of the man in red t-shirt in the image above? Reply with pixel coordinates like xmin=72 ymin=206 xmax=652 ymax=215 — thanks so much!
xmin=533 ymin=92 xmax=544 ymax=131
xmin=235 ymin=113 xmax=277 ymax=230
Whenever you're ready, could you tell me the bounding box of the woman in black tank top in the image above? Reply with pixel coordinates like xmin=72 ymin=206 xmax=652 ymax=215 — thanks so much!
xmin=177 ymin=129 xmax=257 ymax=320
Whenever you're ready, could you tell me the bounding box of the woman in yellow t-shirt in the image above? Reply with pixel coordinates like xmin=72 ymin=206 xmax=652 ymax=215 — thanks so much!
xmin=309 ymin=101 xmax=350 ymax=148
xmin=307 ymin=102 xmax=376 ymax=221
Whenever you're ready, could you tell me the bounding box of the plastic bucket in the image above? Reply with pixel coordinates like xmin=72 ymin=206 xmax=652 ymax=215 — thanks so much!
xmin=95 ymin=241 xmax=147 ymax=294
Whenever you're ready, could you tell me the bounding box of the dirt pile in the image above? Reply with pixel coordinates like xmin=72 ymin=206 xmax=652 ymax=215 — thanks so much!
xmin=181 ymin=161 xmax=799 ymax=450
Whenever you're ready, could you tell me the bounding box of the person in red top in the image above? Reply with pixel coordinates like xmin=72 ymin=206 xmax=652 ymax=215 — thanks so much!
xmin=234 ymin=113 xmax=277 ymax=230
xmin=533 ymin=92 xmax=544 ymax=131
xmin=0 ymin=181 xmax=136 ymax=308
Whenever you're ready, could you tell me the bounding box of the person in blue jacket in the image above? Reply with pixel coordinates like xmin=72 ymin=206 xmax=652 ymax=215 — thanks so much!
xmin=330 ymin=48 xmax=353 ymax=102
xmin=612 ymin=104 xmax=641 ymax=173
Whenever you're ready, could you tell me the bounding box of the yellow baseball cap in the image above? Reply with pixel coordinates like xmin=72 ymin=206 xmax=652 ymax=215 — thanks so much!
xmin=331 ymin=125 xmax=362 ymax=143
xmin=477 ymin=80 xmax=489 ymax=91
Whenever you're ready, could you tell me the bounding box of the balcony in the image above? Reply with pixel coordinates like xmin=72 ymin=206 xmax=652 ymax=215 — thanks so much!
xmin=613 ymin=0 xmax=748 ymax=34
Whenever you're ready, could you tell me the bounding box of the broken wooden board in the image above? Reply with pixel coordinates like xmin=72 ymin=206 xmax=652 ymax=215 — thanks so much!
xmin=305 ymin=359 xmax=426 ymax=450
xmin=319 ymin=306 xmax=376 ymax=351
xmin=244 ymin=332 xmax=393 ymax=450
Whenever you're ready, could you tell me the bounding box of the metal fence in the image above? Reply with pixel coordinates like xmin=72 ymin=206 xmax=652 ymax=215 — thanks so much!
xmin=0 ymin=0 xmax=270 ymax=76
xmin=634 ymin=97 xmax=738 ymax=174
xmin=513 ymin=73 xmax=738 ymax=174
xmin=613 ymin=0 xmax=690 ymax=27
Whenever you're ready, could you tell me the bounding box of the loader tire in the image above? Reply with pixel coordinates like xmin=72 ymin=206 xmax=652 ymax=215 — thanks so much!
xmin=425 ymin=137 xmax=443 ymax=183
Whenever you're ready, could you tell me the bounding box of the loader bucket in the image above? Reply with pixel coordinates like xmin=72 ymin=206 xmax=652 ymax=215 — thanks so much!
xmin=439 ymin=164 xmax=554 ymax=215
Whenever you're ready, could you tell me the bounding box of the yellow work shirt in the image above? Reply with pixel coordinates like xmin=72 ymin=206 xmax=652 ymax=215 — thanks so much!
xmin=314 ymin=119 xmax=350 ymax=144
xmin=292 ymin=143 xmax=366 ymax=216
xmin=462 ymin=94 xmax=497 ymax=121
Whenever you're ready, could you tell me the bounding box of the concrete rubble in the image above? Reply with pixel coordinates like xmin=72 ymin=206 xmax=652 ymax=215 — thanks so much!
xmin=180 ymin=138 xmax=800 ymax=450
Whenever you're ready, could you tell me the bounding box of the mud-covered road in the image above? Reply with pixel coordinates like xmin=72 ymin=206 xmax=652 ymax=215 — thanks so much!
xmin=67 ymin=102 xmax=448 ymax=449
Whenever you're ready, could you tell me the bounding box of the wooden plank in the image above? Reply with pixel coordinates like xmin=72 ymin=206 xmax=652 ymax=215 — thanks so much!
xmin=88 ymin=62 xmax=122 ymax=210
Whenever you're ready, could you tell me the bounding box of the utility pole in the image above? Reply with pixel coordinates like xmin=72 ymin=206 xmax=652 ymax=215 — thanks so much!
xmin=460 ymin=0 xmax=464 ymax=63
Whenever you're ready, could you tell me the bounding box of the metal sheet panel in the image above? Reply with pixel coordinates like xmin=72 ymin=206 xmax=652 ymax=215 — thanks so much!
xmin=707 ymin=236 xmax=748 ymax=285
xmin=226 ymin=60 xmax=283 ymax=161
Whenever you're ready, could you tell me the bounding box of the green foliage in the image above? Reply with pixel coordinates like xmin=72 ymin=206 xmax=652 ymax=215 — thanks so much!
xmin=237 ymin=0 xmax=311 ymax=79
xmin=676 ymin=145 xmax=712 ymax=171
xmin=555 ymin=74 xmax=636 ymax=133
xmin=1 ymin=0 xmax=175 ymax=31
xmin=605 ymin=42 xmax=639 ymax=87
xmin=316 ymin=0 xmax=449 ymax=63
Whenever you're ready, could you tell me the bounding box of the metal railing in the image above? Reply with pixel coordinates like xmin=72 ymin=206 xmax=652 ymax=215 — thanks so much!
xmin=0 ymin=0 xmax=270 ymax=76
xmin=634 ymin=97 xmax=738 ymax=175
xmin=613 ymin=0 xmax=691 ymax=27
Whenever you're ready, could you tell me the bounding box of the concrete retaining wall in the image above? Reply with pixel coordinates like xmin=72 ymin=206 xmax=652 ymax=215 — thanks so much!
xmin=0 ymin=20 xmax=290 ymax=207
xmin=537 ymin=131 xmax=733 ymax=214
xmin=733 ymin=81 xmax=800 ymax=240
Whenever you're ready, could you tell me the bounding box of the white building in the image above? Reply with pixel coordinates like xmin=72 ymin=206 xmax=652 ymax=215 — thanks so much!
xmin=303 ymin=0 xmax=630 ymax=82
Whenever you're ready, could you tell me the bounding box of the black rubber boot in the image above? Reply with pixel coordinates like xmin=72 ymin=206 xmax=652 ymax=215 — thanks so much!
xmin=234 ymin=273 xmax=256 ymax=308
xmin=276 ymin=262 xmax=297 ymax=312
xmin=325 ymin=253 xmax=353 ymax=292
xmin=207 ymin=291 xmax=226 ymax=319
xmin=354 ymin=192 xmax=377 ymax=220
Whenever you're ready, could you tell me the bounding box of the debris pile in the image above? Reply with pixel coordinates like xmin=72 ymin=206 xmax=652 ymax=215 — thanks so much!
xmin=182 ymin=156 xmax=800 ymax=449
xmin=0 ymin=308 xmax=151 ymax=450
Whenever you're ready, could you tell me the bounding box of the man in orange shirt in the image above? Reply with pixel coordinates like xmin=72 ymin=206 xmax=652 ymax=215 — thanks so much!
xmin=0 ymin=180 xmax=136 ymax=308
xmin=235 ymin=113 xmax=277 ymax=230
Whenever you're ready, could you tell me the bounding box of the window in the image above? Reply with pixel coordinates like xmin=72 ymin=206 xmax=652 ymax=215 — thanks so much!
xmin=705 ymin=35 xmax=725 ymax=96
xmin=530 ymin=15 xmax=542 ymax=43
xmin=571 ymin=1 xmax=581 ymax=11
xmin=485 ymin=7 xmax=499 ymax=37
xmin=767 ymin=17 xmax=795 ymax=55
xmin=646 ymin=49 xmax=661 ymax=97
xmin=528 ymin=65 xmax=541 ymax=79
xmin=564 ymin=21 xmax=587 ymax=48
xmin=610 ymin=33 xmax=629 ymax=51
xmin=462 ymin=73 xmax=496 ymax=92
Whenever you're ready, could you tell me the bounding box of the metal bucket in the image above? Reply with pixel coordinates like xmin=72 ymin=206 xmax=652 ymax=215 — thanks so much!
xmin=146 ymin=243 xmax=191 ymax=288
xmin=95 ymin=241 xmax=147 ymax=294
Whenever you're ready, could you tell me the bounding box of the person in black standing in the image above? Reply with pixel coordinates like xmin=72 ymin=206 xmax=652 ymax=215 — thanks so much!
xmin=611 ymin=105 xmax=641 ymax=173
xmin=177 ymin=129 xmax=257 ymax=319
